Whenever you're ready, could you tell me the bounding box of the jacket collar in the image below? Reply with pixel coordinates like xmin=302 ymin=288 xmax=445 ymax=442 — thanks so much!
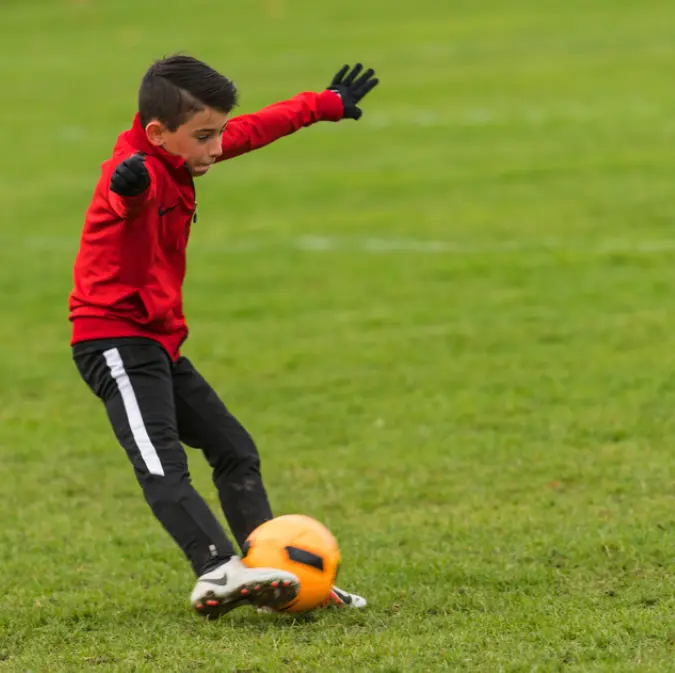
xmin=127 ymin=113 xmax=188 ymax=172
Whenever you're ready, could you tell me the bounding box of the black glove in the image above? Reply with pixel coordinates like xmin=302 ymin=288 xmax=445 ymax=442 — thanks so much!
xmin=110 ymin=153 xmax=150 ymax=197
xmin=328 ymin=64 xmax=379 ymax=120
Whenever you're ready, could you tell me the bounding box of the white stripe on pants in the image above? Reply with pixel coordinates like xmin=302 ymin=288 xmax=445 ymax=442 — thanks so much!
xmin=103 ymin=347 xmax=165 ymax=477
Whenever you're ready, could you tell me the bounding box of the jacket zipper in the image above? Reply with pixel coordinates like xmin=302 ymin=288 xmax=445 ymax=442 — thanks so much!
xmin=185 ymin=166 xmax=197 ymax=223
xmin=174 ymin=165 xmax=197 ymax=358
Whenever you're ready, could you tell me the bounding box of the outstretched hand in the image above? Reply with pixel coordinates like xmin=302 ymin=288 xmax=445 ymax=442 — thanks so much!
xmin=328 ymin=64 xmax=379 ymax=120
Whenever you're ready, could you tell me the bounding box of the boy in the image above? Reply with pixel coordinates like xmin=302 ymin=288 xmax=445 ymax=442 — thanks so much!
xmin=69 ymin=54 xmax=377 ymax=620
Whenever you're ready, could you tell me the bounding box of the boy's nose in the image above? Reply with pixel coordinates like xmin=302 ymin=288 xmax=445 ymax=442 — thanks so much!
xmin=209 ymin=138 xmax=223 ymax=158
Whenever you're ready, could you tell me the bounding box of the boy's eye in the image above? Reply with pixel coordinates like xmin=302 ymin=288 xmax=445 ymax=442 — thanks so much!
xmin=195 ymin=126 xmax=226 ymax=142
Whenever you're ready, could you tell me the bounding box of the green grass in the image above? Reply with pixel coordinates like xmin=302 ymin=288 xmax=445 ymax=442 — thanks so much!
xmin=3 ymin=0 xmax=675 ymax=670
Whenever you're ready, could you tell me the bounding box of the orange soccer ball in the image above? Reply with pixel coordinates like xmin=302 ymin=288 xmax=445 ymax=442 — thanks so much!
xmin=242 ymin=514 xmax=341 ymax=613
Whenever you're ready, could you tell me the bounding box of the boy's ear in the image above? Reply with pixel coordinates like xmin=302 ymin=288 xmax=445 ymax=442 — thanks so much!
xmin=145 ymin=120 xmax=167 ymax=147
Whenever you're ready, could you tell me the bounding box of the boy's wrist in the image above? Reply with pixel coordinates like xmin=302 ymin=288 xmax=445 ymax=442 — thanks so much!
xmin=317 ymin=89 xmax=345 ymax=122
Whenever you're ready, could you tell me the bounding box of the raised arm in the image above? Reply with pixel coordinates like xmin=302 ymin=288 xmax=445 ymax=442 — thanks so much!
xmin=218 ymin=64 xmax=379 ymax=161
xmin=218 ymin=90 xmax=343 ymax=161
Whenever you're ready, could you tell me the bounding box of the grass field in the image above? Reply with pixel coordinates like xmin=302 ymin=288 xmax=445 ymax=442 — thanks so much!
xmin=2 ymin=0 xmax=675 ymax=670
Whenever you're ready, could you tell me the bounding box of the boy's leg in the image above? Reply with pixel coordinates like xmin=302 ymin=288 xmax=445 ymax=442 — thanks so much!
xmin=73 ymin=338 xmax=299 ymax=618
xmin=171 ymin=355 xmax=367 ymax=611
xmin=171 ymin=356 xmax=273 ymax=550
xmin=73 ymin=338 xmax=236 ymax=576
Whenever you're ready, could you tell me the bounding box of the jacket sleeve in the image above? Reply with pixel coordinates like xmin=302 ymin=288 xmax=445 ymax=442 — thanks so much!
xmin=218 ymin=90 xmax=344 ymax=161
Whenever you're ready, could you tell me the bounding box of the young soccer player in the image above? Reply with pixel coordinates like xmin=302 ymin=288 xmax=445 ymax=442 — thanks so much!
xmin=69 ymin=54 xmax=377 ymax=619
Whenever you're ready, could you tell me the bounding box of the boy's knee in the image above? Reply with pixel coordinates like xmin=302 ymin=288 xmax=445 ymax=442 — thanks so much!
xmin=141 ymin=469 xmax=192 ymax=506
xmin=212 ymin=450 xmax=261 ymax=480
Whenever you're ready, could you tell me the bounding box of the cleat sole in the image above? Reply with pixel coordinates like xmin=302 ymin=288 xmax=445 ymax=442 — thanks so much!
xmin=193 ymin=577 xmax=299 ymax=621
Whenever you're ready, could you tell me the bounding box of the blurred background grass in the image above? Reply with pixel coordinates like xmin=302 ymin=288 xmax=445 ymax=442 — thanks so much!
xmin=3 ymin=0 xmax=675 ymax=670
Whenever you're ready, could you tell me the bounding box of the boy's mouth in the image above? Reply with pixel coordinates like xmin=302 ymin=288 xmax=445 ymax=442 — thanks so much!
xmin=192 ymin=162 xmax=214 ymax=174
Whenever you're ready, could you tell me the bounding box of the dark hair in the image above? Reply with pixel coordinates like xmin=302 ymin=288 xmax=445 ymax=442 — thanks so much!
xmin=138 ymin=54 xmax=238 ymax=131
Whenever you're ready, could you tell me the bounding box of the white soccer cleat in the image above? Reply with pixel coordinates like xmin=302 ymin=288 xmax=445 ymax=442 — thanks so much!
xmin=257 ymin=585 xmax=367 ymax=614
xmin=324 ymin=586 xmax=367 ymax=609
xmin=191 ymin=556 xmax=299 ymax=620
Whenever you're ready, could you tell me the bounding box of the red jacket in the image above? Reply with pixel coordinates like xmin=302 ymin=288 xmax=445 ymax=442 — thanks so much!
xmin=69 ymin=90 xmax=344 ymax=359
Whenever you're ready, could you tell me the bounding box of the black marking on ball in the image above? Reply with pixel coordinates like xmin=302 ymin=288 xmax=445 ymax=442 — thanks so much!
xmin=285 ymin=546 xmax=325 ymax=571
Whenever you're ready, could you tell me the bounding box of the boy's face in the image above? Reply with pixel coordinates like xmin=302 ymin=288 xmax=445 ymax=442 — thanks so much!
xmin=146 ymin=107 xmax=228 ymax=177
